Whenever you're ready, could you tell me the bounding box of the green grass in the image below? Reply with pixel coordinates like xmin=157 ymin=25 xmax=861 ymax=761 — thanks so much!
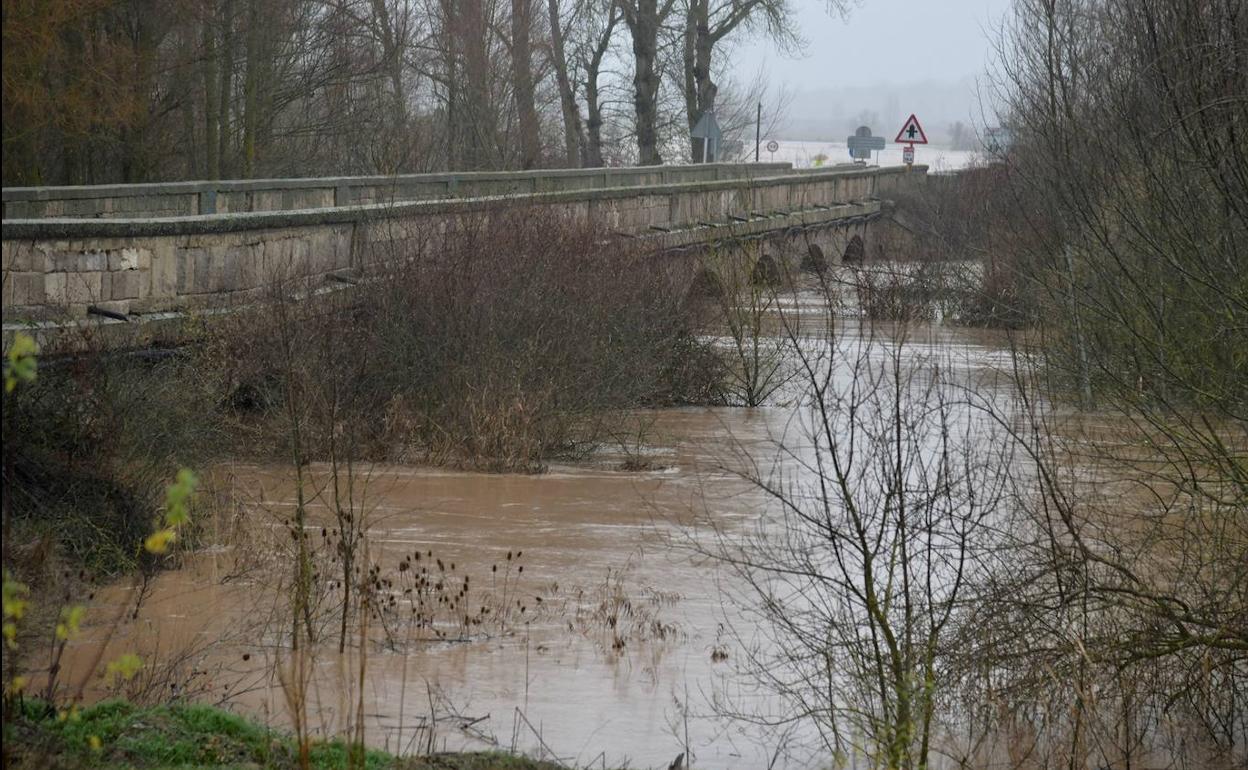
xmin=2 ymin=699 xmax=573 ymax=770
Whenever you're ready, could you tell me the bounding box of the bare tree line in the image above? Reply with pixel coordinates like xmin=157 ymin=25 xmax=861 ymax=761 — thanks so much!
xmin=1 ymin=0 xmax=838 ymax=185
xmin=692 ymin=0 xmax=1245 ymax=766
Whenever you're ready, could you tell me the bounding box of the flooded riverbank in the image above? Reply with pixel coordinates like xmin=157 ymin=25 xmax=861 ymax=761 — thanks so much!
xmin=53 ymin=311 xmax=1019 ymax=770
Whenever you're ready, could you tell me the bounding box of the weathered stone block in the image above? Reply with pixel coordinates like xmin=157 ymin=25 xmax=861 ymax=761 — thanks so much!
xmin=290 ymin=238 xmax=310 ymax=266
xmin=177 ymin=247 xmax=203 ymax=293
xmin=43 ymin=272 xmax=66 ymax=303
xmin=220 ymin=245 xmax=248 ymax=291
xmin=108 ymin=247 xmax=142 ymax=271
xmin=110 ymin=270 xmax=146 ymax=300
xmin=235 ymin=242 xmax=260 ymax=288
xmin=193 ymin=247 xmax=219 ymax=293
xmin=45 ymin=271 xmax=102 ymax=305
xmin=259 ymin=239 xmax=286 ymax=280
xmin=6 ymin=272 xmax=44 ymax=306
xmin=333 ymin=228 xmax=354 ymax=268
xmin=47 ymin=249 xmax=107 ymax=273
xmin=2 ymin=242 xmax=37 ymax=272
xmin=149 ymin=242 xmax=177 ymax=298
xmin=305 ymin=231 xmax=331 ymax=272
xmin=89 ymin=299 xmax=132 ymax=317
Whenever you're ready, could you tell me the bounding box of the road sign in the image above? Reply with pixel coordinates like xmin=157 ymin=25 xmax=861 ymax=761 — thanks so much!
xmin=846 ymin=126 xmax=885 ymax=161
xmin=984 ymin=126 xmax=1014 ymax=155
xmin=903 ymin=145 xmax=915 ymax=165
xmin=691 ymin=111 xmax=723 ymax=163
xmin=894 ymin=114 xmax=928 ymax=145
xmin=765 ymin=139 xmax=779 ymax=153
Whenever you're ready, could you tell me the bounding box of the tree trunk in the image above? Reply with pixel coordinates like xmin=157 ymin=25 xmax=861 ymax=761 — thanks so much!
xmin=682 ymin=1 xmax=699 ymax=128
xmin=625 ymin=0 xmax=663 ymax=166
xmin=511 ymin=0 xmax=541 ymax=168
xmin=459 ymin=0 xmax=494 ymax=169
xmin=582 ymin=5 xmax=619 ymax=168
xmin=585 ymin=65 xmax=606 ymax=167
xmin=370 ymin=0 xmax=408 ymax=171
xmin=203 ymin=7 xmax=221 ymax=180
xmin=682 ymin=0 xmax=774 ymax=159
xmin=242 ymin=0 xmax=260 ymax=177
xmin=685 ymin=0 xmax=716 ymax=158
xmin=217 ymin=0 xmax=234 ymax=177
xmin=547 ymin=0 xmax=582 ymax=167
xmin=438 ymin=0 xmax=460 ymax=169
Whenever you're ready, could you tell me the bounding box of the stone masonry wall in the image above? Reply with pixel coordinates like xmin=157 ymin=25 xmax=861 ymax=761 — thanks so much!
xmin=2 ymin=165 xmax=925 ymax=323
xmin=3 ymin=163 xmax=792 ymax=220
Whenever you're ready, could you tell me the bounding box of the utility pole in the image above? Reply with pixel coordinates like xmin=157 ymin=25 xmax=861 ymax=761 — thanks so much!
xmin=754 ymin=101 xmax=762 ymax=162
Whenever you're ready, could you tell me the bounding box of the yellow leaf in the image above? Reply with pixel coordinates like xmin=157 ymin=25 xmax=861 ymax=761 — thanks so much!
xmin=144 ymin=528 xmax=176 ymax=554
xmin=65 ymin=605 xmax=84 ymax=633
xmin=2 ymin=573 xmax=30 ymax=620
xmin=4 ymin=332 xmax=38 ymax=392
xmin=163 ymin=469 xmax=198 ymax=527
xmin=89 ymin=735 xmax=102 ymax=751
xmin=105 ymin=653 xmax=143 ymax=683
xmin=56 ymin=605 xmax=86 ymax=640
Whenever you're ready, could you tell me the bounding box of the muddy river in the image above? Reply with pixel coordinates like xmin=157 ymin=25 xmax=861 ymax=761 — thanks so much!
xmin=59 ymin=311 xmax=1019 ymax=770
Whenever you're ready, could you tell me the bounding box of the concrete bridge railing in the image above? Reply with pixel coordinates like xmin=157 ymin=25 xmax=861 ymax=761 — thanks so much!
xmin=2 ymin=164 xmax=925 ymax=328
xmin=2 ymin=163 xmax=792 ymax=220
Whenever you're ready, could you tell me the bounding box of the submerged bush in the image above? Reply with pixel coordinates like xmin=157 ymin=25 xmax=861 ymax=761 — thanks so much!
xmin=210 ymin=207 xmax=718 ymax=472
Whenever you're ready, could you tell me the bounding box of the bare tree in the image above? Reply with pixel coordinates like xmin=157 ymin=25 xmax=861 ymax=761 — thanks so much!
xmin=932 ymin=0 xmax=1248 ymax=764
xmin=679 ymin=0 xmax=803 ymax=146
xmin=699 ymin=276 xmax=1013 ymax=768
xmin=575 ymin=0 xmax=621 ymax=167
xmin=546 ymin=0 xmax=584 ymax=166
xmin=510 ymin=0 xmax=542 ymax=168
xmin=619 ymin=0 xmax=674 ymax=165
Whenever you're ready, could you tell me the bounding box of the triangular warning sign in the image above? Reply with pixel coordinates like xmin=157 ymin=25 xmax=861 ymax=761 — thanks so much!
xmin=894 ymin=114 xmax=928 ymax=145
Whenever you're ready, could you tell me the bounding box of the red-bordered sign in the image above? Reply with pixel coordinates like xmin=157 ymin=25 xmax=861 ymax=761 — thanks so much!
xmin=894 ymin=114 xmax=928 ymax=145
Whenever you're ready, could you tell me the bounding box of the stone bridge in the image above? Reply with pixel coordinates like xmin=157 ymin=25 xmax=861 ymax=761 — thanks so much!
xmin=2 ymin=162 xmax=925 ymax=338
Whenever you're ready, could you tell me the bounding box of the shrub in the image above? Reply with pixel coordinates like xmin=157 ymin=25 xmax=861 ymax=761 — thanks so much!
xmin=3 ymin=345 xmax=226 ymax=577
xmin=209 ymin=207 xmax=718 ymax=472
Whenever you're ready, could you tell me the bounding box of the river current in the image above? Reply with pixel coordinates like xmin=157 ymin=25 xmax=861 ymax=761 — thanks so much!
xmin=58 ymin=299 xmax=1018 ymax=770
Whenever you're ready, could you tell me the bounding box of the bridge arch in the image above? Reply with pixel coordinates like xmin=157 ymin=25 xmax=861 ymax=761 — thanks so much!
xmin=843 ymin=234 xmax=866 ymax=265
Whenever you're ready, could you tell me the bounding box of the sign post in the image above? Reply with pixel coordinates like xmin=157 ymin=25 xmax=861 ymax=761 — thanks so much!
xmin=755 ymin=102 xmax=762 ymax=162
xmin=893 ymin=113 xmax=928 ymax=169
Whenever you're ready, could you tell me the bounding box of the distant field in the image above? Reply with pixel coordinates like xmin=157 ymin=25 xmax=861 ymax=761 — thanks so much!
xmin=759 ymin=139 xmax=980 ymax=171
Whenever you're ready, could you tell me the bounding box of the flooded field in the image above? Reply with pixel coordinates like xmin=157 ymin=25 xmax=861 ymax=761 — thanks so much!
xmin=57 ymin=304 xmax=1020 ymax=770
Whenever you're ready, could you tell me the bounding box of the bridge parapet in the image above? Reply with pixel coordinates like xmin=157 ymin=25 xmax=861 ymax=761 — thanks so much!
xmin=2 ymin=165 xmax=926 ymax=329
xmin=2 ymin=163 xmax=793 ymax=220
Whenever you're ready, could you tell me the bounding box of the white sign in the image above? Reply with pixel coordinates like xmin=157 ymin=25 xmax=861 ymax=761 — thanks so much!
xmin=766 ymin=139 xmax=779 ymax=153
xmin=903 ymin=145 xmax=915 ymax=165
xmin=894 ymin=114 xmax=929 ymax=145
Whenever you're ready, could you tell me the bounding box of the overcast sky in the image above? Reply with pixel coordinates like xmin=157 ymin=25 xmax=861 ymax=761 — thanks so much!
xmin=730 ymin=0 xmax=1015 ymax=139
xmin=733 ymin=0 xmax=1013 ymax=88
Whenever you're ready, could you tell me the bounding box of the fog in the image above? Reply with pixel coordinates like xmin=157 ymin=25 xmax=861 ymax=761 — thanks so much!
xmin=731 ymin=0 xmax=1014 ymax=144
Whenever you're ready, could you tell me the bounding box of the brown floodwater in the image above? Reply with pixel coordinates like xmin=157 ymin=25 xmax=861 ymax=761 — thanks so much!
xmin=54 ymin=311 xmax=1019 ymax=770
